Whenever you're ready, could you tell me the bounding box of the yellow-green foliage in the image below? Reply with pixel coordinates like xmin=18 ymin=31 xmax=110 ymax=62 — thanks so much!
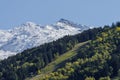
xmin=102 ymin=32 xmax=108 ymax=37
xmin=116 ymin=27 xmax=120 ymax=31
xmin=99 ymin=76 xmax=111 ymax=80
xmin=96 ymin=37 xmax=103 ymax=42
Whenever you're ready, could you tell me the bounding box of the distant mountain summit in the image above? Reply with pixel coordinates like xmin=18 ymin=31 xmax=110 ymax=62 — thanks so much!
xmin=0 ymin=19 xmax=92 ymax=59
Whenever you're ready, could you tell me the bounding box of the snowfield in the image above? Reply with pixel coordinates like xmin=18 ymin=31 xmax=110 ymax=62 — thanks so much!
xmin=0 ymin=19 xmax=92 ymax=59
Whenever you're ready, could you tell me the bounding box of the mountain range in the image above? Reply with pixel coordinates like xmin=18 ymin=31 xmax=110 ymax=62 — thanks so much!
xmin=0 ymin=21 xmax=120 ymax=80
xmin=0 ymin=19 xmax=92 ymax=59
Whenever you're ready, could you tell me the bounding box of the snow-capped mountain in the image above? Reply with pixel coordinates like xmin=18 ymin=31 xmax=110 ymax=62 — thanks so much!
xmin=0 ymin=19 xmax=92 ymax=59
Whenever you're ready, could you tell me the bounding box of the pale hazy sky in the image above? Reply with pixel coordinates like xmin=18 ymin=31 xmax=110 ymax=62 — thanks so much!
xmin=0 ymin=0 xmax=120 ymax=29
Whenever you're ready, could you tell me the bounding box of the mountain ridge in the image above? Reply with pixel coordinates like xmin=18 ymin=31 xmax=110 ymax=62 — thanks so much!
xmin=0 ymin=19 xmax=92 ymax=59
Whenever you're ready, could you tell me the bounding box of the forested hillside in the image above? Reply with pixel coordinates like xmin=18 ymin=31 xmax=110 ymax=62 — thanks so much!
xmin=0 ymin=22 xmax=120 ymax=80
xmin=0 ymin=25 xmax=102 ymax=80
xmin=36 ymin=23 xmax=120 ymax=80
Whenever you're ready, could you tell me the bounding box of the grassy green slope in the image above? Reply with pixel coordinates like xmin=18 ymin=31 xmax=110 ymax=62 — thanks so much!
xmin=28 ymin=41 xmax=90 ymax=80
